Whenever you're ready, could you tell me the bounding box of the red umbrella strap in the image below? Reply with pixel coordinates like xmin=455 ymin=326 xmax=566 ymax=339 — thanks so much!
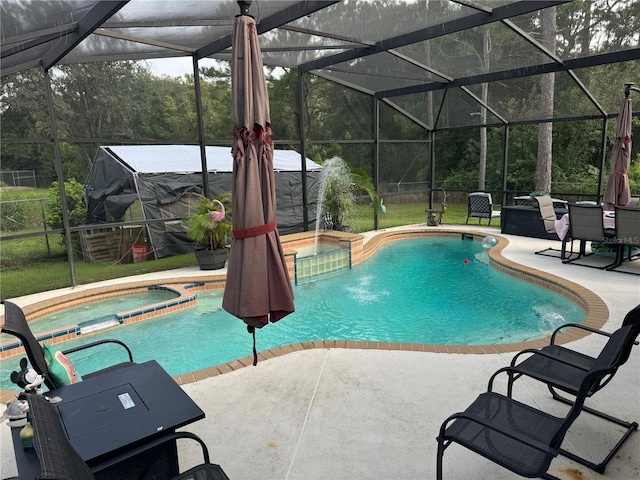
xmin=232 ymin=220 xmax=276 ymax=239
xmin=614 ymin=170 xmax=628 ymax=175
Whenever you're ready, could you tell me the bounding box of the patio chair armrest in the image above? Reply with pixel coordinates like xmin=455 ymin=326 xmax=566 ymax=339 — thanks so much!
xmin=550 ymin=323 xmax=610 ymax=344
xmin=509 ymin=348 xmax=590 ymax=371
xmin=92 ymin=431 xmax=229 ymax=480
xmin=62 ymin=339 xmax=134 ymax=362
xmin=92 ymin=431 xmax=205 ymax=474
xmin=487 ymin=366 xmax=564 ymax=392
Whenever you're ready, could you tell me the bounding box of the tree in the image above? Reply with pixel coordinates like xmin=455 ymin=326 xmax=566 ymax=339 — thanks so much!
xmin=536 ymin=7 xmax=556 ymax=193
xmin=477 ymin=30 xmax=491 ymax=190
xmin=0 ymin=70 xmax=53 ymax=180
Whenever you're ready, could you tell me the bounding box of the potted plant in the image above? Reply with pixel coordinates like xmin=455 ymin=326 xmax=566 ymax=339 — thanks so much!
xmin=187 ymin=192 xmax=232 ymax=270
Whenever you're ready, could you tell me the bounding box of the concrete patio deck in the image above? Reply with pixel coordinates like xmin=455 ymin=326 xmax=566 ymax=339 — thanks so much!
xmin=1 ymin=225 xmax=638 ymax=479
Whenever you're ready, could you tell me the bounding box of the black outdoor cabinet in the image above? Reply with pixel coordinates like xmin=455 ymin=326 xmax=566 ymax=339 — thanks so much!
xmin=500 ymin=206 xmax=566 ymax=240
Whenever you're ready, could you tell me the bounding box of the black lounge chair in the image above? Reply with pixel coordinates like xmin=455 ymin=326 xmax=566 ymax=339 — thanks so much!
xmin=436 ymin=326 xmax=626 ymax=479
xmin=28 ymin=393 xmax=229 ymax=480
xmin=1 ymin=299 xmax=135 ymax=390
xmin=505 ymin=304 xmax=640 ymax=473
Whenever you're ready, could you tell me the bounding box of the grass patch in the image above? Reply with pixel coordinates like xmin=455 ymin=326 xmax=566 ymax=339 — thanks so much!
xmin=350 ymin=202 xmax=500 ymax=231
xmin=0 ymin=202 xmax=501 ymax=299
xmin=0 ymin=253 xmax=198 ymax=299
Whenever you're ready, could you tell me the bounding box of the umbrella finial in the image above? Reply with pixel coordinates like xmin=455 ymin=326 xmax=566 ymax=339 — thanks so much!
xmin=624 ymin=82 xmax=639 ymax=98
xmin=237 ymin=0 xmax=252 ymax=16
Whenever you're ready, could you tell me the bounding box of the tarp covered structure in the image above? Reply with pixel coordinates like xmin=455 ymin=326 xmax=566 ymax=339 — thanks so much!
xmin=84 ymin=145 xmax=321 ymax=258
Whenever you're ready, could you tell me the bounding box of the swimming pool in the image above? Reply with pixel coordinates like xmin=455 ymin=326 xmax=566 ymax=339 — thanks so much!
xmin=0 ymin=237 xmax=584 ymax=390
xmin=0 ymin=291 xmax=180 ymax=337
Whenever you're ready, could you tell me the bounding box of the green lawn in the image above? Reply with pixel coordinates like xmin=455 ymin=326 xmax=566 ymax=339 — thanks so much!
xmin=0 ymin=202 xmax=500 ymax=299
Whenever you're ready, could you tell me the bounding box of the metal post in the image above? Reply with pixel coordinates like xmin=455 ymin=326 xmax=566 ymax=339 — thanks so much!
xmin=374 ymin=98 xmax=379 ymax=231
xmin=297 ymin=71 xmax=309 ymax=231
xmin=501 ymin=125 xmax=509 ymax=207
xmin=193 ymin=55 xmax=210 ymax=198
xmin=429 ymin=130 xmax=436 ymax=210
xmin=597 ymin=117 xmax=608 ymax=203
xmin=44 ymin=68 xmax=76 ymax=287
xmin=40 ymin=199 xmax=51 ymax=256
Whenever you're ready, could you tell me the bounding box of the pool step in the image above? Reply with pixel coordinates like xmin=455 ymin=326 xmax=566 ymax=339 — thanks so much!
xmin=79 ymin=319 xmax=120 ymax=335
xmin=474 ymin=252 xmax=490 ymax=264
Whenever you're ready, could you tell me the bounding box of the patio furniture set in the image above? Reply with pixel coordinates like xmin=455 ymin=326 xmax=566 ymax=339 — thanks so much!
xmin=2 ymin=300 xmax=229 ymax=480
xmin=533 ymin=197 xmax=640 ymax=274
xmin=437 ymin=304 xmax=640 ymax=479
xmin=479 ymin=191 xmax=640 ymax=273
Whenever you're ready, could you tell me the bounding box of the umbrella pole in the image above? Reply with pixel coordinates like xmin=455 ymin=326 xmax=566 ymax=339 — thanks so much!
xmin=248 ymin=326 xmax=257 ymax=366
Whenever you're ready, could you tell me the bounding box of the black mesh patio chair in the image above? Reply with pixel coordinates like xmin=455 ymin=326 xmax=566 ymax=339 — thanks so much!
xmin=505 ymin=304 xmax=640 ymax=473
xmin=562 ymin=203 xmax=615 ymax=267
xmin=534 ymin=195 xmax=573 ymax=259
xmin=466 ymin=192 xmax=500 ymax=226
xmin=1 ymin=300 xmax=134 ymax=390
xmin=28 ymin=393 xmax=230 ymax=480
xmin=436 ymin=326 xmax=625 ymax=479
xmin=605 ymin=206 xmax=640 ymax=274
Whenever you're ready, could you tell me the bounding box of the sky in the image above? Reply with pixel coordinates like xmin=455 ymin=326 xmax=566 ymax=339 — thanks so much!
xmin=144 ymin=57 xmax=283 ymax=79
xmin=145 ymin=58 xmax=195 ymax=77
xmin=145 ymin=57 xmax=218 ymax=78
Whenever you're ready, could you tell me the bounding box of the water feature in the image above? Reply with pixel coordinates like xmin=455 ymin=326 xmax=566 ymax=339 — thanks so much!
xmin=295 ymin=244 xmax=351 ymax=285
xmin=313 ymin=156 xmax=355 ymax=253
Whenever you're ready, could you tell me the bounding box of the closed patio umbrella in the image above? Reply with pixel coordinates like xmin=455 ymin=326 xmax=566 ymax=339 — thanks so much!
xmin=604 ymin=87 xmax=633 ymax=209
xmin=222 ymin=0 xmax=294 ymax=365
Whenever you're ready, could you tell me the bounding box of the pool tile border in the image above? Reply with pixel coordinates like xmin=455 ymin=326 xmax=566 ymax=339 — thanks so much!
xmin=0 ymin=284 xmax=203 ymax=359
xmin=0 ymin=229 xmax=609 ymax=403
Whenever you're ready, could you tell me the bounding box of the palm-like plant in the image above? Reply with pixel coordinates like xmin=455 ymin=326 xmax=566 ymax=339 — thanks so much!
xmin=319 ymin=157 xmax=380 ymax=232
xmin=187 ymin=192 xmax=232 ymax=250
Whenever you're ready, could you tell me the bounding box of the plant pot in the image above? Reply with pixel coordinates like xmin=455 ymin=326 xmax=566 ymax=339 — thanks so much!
xmin=195 ymin=248 xmax=227 ymax=270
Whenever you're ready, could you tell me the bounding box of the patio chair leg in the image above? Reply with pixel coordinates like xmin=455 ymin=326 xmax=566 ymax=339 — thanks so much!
xmin=549 ymin=385 xmax=639 ymax=473
xmin=605 ymin=246 xmax=623 ymax=270
xmin=436 ymin=440 xmax=446 ymax=480
xmin=606 ymin=246 xmax=640 ymax=272
xmin=563 ymin=237 xmax=578 ymax=261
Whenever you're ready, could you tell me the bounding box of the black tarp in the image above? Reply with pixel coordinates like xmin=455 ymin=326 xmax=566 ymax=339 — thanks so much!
xmin=84 ymin=145 xmax=321 ymax=258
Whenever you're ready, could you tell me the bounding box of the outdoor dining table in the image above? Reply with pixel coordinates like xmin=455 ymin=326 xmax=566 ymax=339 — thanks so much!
xmin=10 ymin=360 xmax=205 ymax=479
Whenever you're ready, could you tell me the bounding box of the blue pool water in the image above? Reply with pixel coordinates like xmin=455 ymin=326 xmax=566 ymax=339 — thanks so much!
xmin=0 ymin=291 xmax=179 ymax=338
xmin=1 ymin=237 xmax=584 ymax=390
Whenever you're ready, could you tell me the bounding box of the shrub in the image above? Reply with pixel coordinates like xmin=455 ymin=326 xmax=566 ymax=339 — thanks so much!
xmin=45 ymin=179 xmax=87 ymax=253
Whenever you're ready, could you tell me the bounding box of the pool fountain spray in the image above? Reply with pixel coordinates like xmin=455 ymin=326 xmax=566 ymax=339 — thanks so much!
xmin=313 ymin=156 xmax=355 ymax=254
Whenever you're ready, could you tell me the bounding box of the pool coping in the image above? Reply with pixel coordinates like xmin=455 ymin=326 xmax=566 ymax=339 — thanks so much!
xmin=0 ymin=228 xmax=608 ymax=402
